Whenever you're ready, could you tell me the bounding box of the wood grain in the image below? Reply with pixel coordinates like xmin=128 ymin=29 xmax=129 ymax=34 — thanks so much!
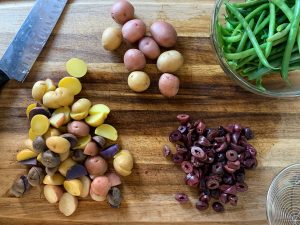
xmin=0 ymin=0 xmax=299 ymax=224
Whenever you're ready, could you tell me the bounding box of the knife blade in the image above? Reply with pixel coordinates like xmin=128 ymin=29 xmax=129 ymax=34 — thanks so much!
xmin=0 ymin=0 xmax=67 ymax=87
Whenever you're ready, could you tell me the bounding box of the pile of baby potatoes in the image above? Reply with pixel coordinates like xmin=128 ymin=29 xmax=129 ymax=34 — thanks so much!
xmin=10 ymin=58 xmax=134 ymax=216
xmin=102 ymin=0 xmax=184 ymax=97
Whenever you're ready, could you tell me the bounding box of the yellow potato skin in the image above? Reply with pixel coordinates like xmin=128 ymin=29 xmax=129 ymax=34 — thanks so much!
xmin=58 ymin=77 xmax=82 ymax=95
xmin=16 ymin=149 xmax=38 ymax=161
xmin=95 ymin=124 xmax=118 ymax=141
xmin=46 ymin=136 xmax=71 ymax=154
xmin=63 ymin=179 xmax=83 ymax=196
xmin=43 ymin=173 xmax=65 ymax=185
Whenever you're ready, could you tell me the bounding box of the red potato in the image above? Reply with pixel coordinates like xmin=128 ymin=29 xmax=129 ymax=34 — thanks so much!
xmin=90 ymin=189 xmax=106 ymax=201
xmin=84 ymin=142 xmax=99 ymax=156
xmin=84 ymin=156 xmax=108 ymax=176
xmin=44 ymin=185 xmax=64 ymax=204
xmin=67 ymin=121 xmax=90 ymax=137
xmin=124 ymin=49 xmax=146 ymax=72
xmin=107 ymin=172 xmax=122 ymax=186
xmin=150 ymin=21 xmax=177 ymax=47
xmin=158 ymin=73 xmax=180 ymax=97
xmin=91 ymin=176 xmax=111 ymax=196
xmin=122 ymin=19 xmax=146 ymax=43
xmin=138 ymin=37 xmax=161 ymax=60
xmin=111 ymin=0 xmax=134 ymax=24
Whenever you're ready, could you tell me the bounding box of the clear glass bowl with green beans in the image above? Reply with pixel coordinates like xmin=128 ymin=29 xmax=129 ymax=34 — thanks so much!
xmin=211 ymin=0 xmax=300 ymax=97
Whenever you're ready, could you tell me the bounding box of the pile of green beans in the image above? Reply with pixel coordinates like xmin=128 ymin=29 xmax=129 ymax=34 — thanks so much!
xmin=217 ymin=0 xmax=300 ymax=90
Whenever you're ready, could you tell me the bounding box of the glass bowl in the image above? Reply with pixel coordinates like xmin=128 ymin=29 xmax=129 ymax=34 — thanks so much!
xmin=211 ymin=0 xmax=300 ymax=97
xmin=267 ymin=164 xmax=300 ymax=225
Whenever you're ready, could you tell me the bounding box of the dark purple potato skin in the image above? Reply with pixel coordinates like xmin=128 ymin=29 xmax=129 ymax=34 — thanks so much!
xmin=66 ymin=164 xmax=88 ymax=180
xmin=19 ymin=158 xmax=37 ymax=166
xmin=29 ymin=107 xmax=51 ymax=121
xmin=60 ymin=133 xmax=78 ymax=148
xmin=100 ymin=144 xmax=119 ymax=159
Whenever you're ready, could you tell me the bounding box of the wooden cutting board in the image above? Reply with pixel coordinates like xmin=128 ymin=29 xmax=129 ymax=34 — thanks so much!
xmin=0 ymin=0 xmax=299 ymax=224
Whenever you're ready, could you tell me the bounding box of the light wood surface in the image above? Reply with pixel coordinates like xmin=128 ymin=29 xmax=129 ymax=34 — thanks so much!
xmin=0 ymin=0 xmax=299 ymax=224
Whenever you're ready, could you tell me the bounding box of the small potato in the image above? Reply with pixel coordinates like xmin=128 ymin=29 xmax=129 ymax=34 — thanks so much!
xmin=43 ymin=173 xmax=65 ymax=185
xmin=84 ymin=142 xmax=99 ymax=156
xmin=71 ymin=98 xmax=92 ymax=114
xmin=138 ymin=37 xmax=161 ymax=59
xmin=128 ymin=71 xmax=150 ymax=92
xmin=102 ymin=27 xmax=122 ymax=51
xmin=49 ymin=113 xmax=65 ymax=128
xmin=107 ymin=172 xmax=122 ymax=187
xmin=52 ymin=106 xmax=71 ymax=124
xmin=32 ymin=136 xmax=46 ymax=153
xmin=150 ymin=21 xmax=177 ymax=47
xmin=73 ymin=135 xmax=92 ymax=150
xmin=85 ymin=113 xmax=107 ymax=127
xmin=90 ymin=189 xmax=106 ymax=202
xmin=42 ymin=91 xmax=61 ymax=109
xmin=43 ymin=128 xmax=61 ymax=140
xmin=90 ymin=176 xmax=111 ymax=197
xmin=84 ymin=156 xmax=108 ymax=176
xmin=59 ymin=158 xmax=77 ymax=177
xmin=60 ymin=133 xmax=78 ymax=148
xmin=66 ymin=58 xmax=87 ymax=78
xmin=46 ymin=166 xmax=59 ymax=176
xmin=158 ymin=73 xmax=180 ymax=97
xmin=29 ymin=128 xmax=39 ymax=141
xmin=64 ymin=179 xmax=83 ymax=196
xmin=124 ymin=49 xmax=146 ymax=72
xmin=95 ymin=124 xmax=118 ymax=141
xmin=113 ymin=150 xmax=134 ymax=176
xmin=46 ymin=136 xmax=71 ymax=154
xmin=23 ymin=139 xmax=33 ymax=151
xmin=16 ymin=149 xmax=38 ymax=161
xmin=70 ymin=111 xmax=89 ymax=121
xmin=44 ymin=185 xmax=64 ymax=204
xmin=41 ymin=150 xmax=61 ymax=168
xmin=67 ymin=121 xmax=90 ymax=137
xmin=19 ymin=158 xmax=37 ymax=167
xmin=31 ymin=115 xmax=50 ymax=136
xmin=157 ymin=50 xmax=184 ymax=73
xmin=29 ymin=107 xmax=51 ymax=121
xmin=59 ymin=192 xmax=78 ymax=216
xmin=79 ymin=176 xmax=91 ymax=198
xmin=28 ymin=166 xmax=45 ymax=186
xmin=26 ymin=103 xmax=37 ymax=118
xmin=55 ymin=87 xmax=74 ymax=107
xmin=122 ymin=19 xmax=146 ymax=43
xmin=45 ymin=79 xmax=56 ymax=91
xmin=111 ymin=0 xmax=134 ymax=24
xmin=89 ymin=104 xmax=110 ymax=116
xmin=92 ymin=136 xmax=106 ymax=149
xmin=66 ymin=164 xmax=87 ymax=180
xmin=71 ymin=149 xmax=87 ymax=163
xmin=59 ymin=149 xmax=70 ymax=162
xmin=58 ymin=77 xmax=82 ymax=95
xmin=32 ymin=81 xmax=48 ymax=101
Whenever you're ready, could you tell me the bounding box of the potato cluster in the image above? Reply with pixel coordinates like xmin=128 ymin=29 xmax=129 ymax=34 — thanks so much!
xmin=11 ymin=59 xmax=134 ymax=217
xmin=101 ymin=0 xmax=183 ymax=97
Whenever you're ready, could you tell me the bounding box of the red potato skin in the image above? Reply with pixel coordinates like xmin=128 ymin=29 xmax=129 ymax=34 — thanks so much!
xmin=84 ymin=142 xmax=99 ymax=156
xmin=124 ymin=49 xmax=146 ymax=72
xmin=111 ymin=0 xmax=135 ymax=25
xmin=150 ymin=21 xmax=177 ymax=48
xmin=138 ymin=37 xmax=161 ymax=60
xmin=90 ymin=176 xmax=111 ymax=196
xmin=84 ymin=156 xmax=108 ymax=176
xmin=158 ymin=73 xmax=180 ymax=97
xmin=67 ymin=121 xmax=90 ymax=137
xmin=107 ymin=172 xmax=122 ymax=186
xmin=122 ymin=19 xmax=146 ymax=43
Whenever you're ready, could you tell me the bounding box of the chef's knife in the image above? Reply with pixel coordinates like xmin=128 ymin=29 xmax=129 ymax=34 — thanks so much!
xmin=0 ymin=0 xmax=67 ymax=88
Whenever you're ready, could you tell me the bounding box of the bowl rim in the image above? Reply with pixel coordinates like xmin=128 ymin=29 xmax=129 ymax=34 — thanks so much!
xmin=266 ymin=163 xmax=300 ymax=224
xmin=210 ymin=0 xmax=300 ymax=98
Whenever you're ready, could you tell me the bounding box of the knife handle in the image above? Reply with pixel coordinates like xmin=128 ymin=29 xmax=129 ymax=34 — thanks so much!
xmin=0 ymin=69 xmax=9 ymax=88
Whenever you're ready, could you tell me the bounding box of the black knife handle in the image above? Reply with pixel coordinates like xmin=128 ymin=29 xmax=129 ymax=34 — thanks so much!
xmin=0 ymin=69 xmax=9 ymax=88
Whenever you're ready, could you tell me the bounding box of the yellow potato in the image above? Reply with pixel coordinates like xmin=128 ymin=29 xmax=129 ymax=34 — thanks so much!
xmin=43 ymin=173 xmax=65 ymax=185
xmin=66 ymin=58 xmax=87 ymax=78
xmin=26 ymin=103 xmax=37 ymax=118
xmin=58 ymin=77 xmax=82 ymax=95
xmin=70 ymin=111 xmax=89 ymax=121
xmin=85 ymin=113 xmax=107 ymax=127
xmin=89 ymin=104 xmax=110 ymax=116
xmin=30 ymin=115 xmax=50 ymax=136
xmin=37 ymin=152 xmax=42 ymax=163
xmin=43 ymin=128 xmax=61 ymax=140
xmin=73 ymin=135 xmax=91 ymax=150
xmin=45 ymin=79 xmax=56 ymax=91
xmin=59 ymin=193 xmax=78 ymax=216
xmin=64 ymin=179 xmax=83 ymax=196
xmin=49 ymin=113 xmax=65 ymax=128
xmin=95 ymin=124 xmax=118 ymax=141
xmin=71 ymin=98 xmax=92 ymax=114
xmin=52 ymin=106 xmax=71 ymax=124
xmin=59 ymin=158 xmax=76 ymax=176
xmin=55 ymin=88 xmax=74 ymax=107
xmin=79 ymin=176 xmax=91 ymax=198
xmin=102 ymin=27 xmax=122 ymax=51
xmin=44 ymin=184 xmax=64 ymax=204
xmin=29 ymin=128 xmax=39 ymax=140
xmin=43 ymin=91 xmax=61 ymax=109
xmin=16 ymin=149 xmax=38 ymax=161
xmin=32 ymin=81 xmax=48 ymax=101
xmin=157 ymin=50 xmax=184 ymax=73
xmin=46 ymin=136 xmax=70 ymax=154
xmin=23 ymin=139 xmax=33 ymax=151
xmin=128 ymin=71 xmax=150 ymax=92
xmin=59 ymin=149 xmax=70 ymax=162
xmin=113 ymin=150 xmax=133 ymax=176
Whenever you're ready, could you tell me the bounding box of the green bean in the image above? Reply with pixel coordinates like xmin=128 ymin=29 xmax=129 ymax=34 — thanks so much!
xmin=270 ymin=0 xmax=293 ymax=21
xmin=265 ymin=3 xmax=276 ymax=58
xmin=277 ymin=23 xmax=289 ymax=32
xmin=254 ymin=10 xmax=267 ymax=32
xmin=237 ymin=19 xmax=255 ymax=52
xmin=298 ymin=30 xmax=300 ymax=54
xmin=254 ymin=15 xmax=270 ymax=35
xmin=225 ymin=2 xmax=277 ymax=70
xmin=267 ymin=24 xmax=291 ymax=42
xmin=223 ymin=33 xmax=242 ymax=43
xmin=281 ymin=0 xmax=300 ymax=80
xmin=233 ymin=0 xmax=268 ymax=9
